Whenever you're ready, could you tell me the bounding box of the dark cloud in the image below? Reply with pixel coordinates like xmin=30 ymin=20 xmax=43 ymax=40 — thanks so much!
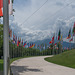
xmin=71 ymin=5 xmax=75 ymax=8
xmin=56 ymin=2 xmax=64 ymax=6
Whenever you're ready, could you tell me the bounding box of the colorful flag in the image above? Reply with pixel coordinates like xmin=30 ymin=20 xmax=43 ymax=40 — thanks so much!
xmin=58 ymin=29 xmax=61 ymax=40
xmin=0 ymin=0 xmax=10 ymax=8
xmin=31 ymin=44 xmax=35 ymax=48
xmin=23 ymin=41 xmax=27 ymax=47
xmin=9 ymin=28 xmax=12 ymax=38
xmin=69 ymin=37 xmax=73 ymax=42
xmin=0 ymin=0 xmax=13 ymax=16
xmin=21 ymin=39 xmax=23 ymax=45
xmin=55 ymin=43 xmax=57 ymax=46
xmin=13 ymin=32 xmax=15 ymax=43
xmin=29 ymin=43 xmax=35 ymax=48
xmin=66 ymin=29 xmax=71 ymax=39
xmin=49 ymin=35 xmax=54 ymax=44
xmin=9 ymin=0 xmax=13 ymax=15
xmin=49 ymin=40 xmax=52 ymax=44
xmin=72 ymin=22 xmax=75 ymax=35
xmin=0 ymin=8 xmax=3 ymax=17
xmin=17 ymin=37 xmax=20 ymax=46
xmin=60 ymin=35 xmax=63 ymax=41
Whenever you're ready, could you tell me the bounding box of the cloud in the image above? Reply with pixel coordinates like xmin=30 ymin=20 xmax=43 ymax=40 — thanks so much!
xmin=9 ymin=0 xmax=75 ymax=42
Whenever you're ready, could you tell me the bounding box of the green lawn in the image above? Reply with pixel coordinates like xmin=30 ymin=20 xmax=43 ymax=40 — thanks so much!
xmin=0 ymin=59 xmax=3 ymax=71
xmin=45 ymin=49 xmax=75 ymax=69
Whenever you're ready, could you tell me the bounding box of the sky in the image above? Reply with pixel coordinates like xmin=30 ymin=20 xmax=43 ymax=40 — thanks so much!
xmin=9 ymin=0 xmax=75 ymax=42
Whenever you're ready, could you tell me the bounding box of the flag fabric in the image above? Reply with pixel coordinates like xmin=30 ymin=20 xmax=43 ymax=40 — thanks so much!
xmin=29 ymin=43 xmax=35 ymax=48
xmin=23 ymin=41 xmax=27 ymax=47
xmin=66 ymin=29 xmax=71 ymax=39
xmin=58 ymin=29 xmax=61 ymax=40
xmin=15 ymin=36 xmax=17 ymax=44
xmin=60 ymin=35 xmax=63 ymax=41
xmin=9 ymin=28 xmax=12 ymax=37
xmin=0 ymin=0 xmax=13 ymax=16
xmin=69 ymin=37 xmax=73 ymax=42
xmin=49 ymin=35 xmax=54 ymax=44
xmin=0 ymin=0 xmax=10 ymax=8
xmin=13 ymin=33 xmax=15 ymax=43
xmin=0 ymin=8 xmax=3 ymax=17
xmin=0 ymin=0 xmax=3 ymax=8
xmin=55 ymin=43 xmax=57 ymax=46
xmin=31 ymin=44 xmax=35 ymax=48
xmin=21 ymin=39 xmax=23 ymax=45
xmin=72 ymin=22 xmax=75 ymax=35
xmin=49 ymin=40 xmax=52 ymax=44
xmin=9 ymin=0 xmax=13 ymax=15
xmin=17 ymin=37 xmax=20 ymax=46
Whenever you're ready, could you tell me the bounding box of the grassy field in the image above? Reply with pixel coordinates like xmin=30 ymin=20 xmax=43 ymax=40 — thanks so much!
xmin=0 ymin=59 xmax=3 ymax=71
xmin=0 ymin=56 xmax=36 ymax=71
xmin=45 ymin=49 xmax=75 ymax=69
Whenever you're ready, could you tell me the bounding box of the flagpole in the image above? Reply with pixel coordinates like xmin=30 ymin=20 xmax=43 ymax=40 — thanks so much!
xmin=3 ymin=0 xmax=10 ymax=75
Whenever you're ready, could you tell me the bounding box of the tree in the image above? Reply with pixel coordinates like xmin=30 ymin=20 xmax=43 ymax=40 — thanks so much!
xmin=0 ymin=24 xmax=3 ymax=58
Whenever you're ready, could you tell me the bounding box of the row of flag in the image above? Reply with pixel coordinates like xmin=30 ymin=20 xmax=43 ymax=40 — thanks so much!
xmin=66 ymin=22 xmax=75 ymax=42
xmin=9 ymin=30 xmax=36 ymax=48
xmin=0 ymin=0 xmax=13 ymax=17
xmin=49 ymin=22 xmax=75 ymax=46
xmin=9 ymin=21 xmax=75 ymax=50
xmin=9 ymin=30 xmax=48 ymax=50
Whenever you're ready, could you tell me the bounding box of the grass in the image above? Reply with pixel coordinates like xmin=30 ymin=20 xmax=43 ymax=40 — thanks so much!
xmin=0 ymin=56 xmax=36 ymax=71
xmin=0 ymin=59 xmax=3 ymax=71
xmin=45 ymin=49 xmax=75 ymax=69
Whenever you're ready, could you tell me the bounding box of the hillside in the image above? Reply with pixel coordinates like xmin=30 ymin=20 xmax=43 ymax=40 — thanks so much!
xmin=32 ymin=38 xmax=74 ymax=48
xmin=45 ymin=49 xmax=75 ymax=68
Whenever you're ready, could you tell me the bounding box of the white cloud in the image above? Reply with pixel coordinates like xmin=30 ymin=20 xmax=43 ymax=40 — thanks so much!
xmin=9 ymin=0 xmax=75 ymax=42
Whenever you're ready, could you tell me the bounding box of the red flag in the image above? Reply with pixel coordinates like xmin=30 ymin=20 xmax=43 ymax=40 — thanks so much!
xmin=0 ymin=8 xmax=3 ymax=17
xmin=55 ymin=43 xmax=57 ymax=46
xmin=0 ymin=0 xmax=3 ymax=8
xmin=0 ymin=0 xmax=10 ymax=8
xmin=17 ymin=37 xmax=20 ymax=46
xmin=69 ymin=37 xmax=73 ymax=42
xmin=49 ymin=36 xmax=54 ymax=44
xmin=49 ymin=40 xmax=52 ymax=44
xmin=23 ymin=41 xmax=27 ymax=47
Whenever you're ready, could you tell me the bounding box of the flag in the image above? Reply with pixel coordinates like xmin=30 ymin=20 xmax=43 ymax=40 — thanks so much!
xmin=49 ymin=35 xmax=54 ymax=44
xmin=55 ymin=43 xmax=57 ymax=46
xmin=49 ymin=40 xmax=52 ymax=44
xmin=0 ymin=0 xmax=10 ymax=8
xmin=69 ymin=37 xmax=73 ymax=42
xmin=17 ymin=37 xmax=20 ymax=46
xmin=13 ymin=32 xmax=15 ymax=43
xmin=0 ymin=0 xmax=3 ymax=8
xmin=29 ymin=43 xmax=35 ymax=48
xmin=15 ymin=36 xmax=17 ymax=44
xmin=58 ymin=29 xmax=61 ymax=40
xmin=0 ymin=0 xmax=13 ymax=16
xmin=31 ymin=44 xmax=35 ymax=48
xmin=9 ymin=28 xmax=12 ymax=38
xmin=21 ymin=39 xmax=23 ymax=45
xmin=60 ymin=35 xmax=63 ymax=41
xmin=23 ymin=41 xmax=27 ymax=47
xmin=72 ymin=22 xmax=75 ymax=35
xmin=66 ymin=29 xmax=71 ymax=39
xmin=9 ymin=0 xmax=13 ymax=15
xmin=0 ymin=8 xmax=3 ymax=17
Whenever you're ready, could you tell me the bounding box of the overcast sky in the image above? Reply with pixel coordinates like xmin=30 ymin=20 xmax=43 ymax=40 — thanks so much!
xmin=9 ymin=0 xmax=75 ymax=42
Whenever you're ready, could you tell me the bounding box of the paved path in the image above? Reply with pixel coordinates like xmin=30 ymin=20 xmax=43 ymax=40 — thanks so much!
xmin=11 ymin=56 xmax=75 ymax=75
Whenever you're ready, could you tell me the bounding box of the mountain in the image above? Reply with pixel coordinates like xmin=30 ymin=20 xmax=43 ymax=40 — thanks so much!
xmin=32 ymin=38 xmax=74 ymax=48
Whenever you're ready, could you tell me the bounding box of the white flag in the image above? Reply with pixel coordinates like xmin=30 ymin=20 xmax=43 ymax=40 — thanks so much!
xmin=9 ymin=0 xmax=13 ymax=15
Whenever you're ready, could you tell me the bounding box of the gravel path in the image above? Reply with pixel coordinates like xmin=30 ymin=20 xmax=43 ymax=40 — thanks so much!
xmin=11 ymin=56 xmax=75 ymax=75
